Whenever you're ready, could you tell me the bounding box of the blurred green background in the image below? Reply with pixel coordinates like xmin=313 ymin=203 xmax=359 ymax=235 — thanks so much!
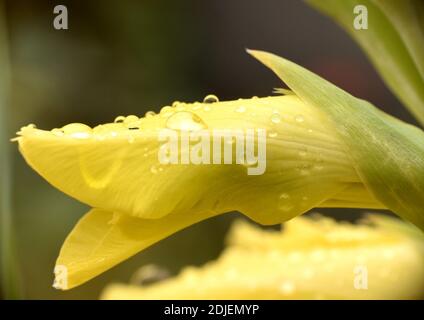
xmin=1 ymin=0 xmax=408 ymax=299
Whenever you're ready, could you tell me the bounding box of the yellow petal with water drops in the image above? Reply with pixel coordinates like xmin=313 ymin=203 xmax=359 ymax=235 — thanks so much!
xmin=54 ymin=208 xmax=218 ymax=290
xmin=16 ymin=94 xmax=377 ymax=226
xmin=101 ymin=215 xmax=424 ymax=300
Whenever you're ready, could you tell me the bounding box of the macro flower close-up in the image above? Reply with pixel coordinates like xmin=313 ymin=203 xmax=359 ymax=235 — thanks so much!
xmin=1 ymin=0 xmax=424 ymax=307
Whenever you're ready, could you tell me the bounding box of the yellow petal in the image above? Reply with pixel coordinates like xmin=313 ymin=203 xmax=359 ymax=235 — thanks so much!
xmin=101 ymin=215 xmax=424 ymax=300
xmin=16 ymin=95 xmax=381 ymax=225
xmin=54 ymin=208 xmax=218 ymax=290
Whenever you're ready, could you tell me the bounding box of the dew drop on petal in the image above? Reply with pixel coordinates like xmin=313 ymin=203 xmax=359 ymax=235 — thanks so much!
xmin=160 ymin=106 xmax=173 ymax=116
xmin=295 ymin=115 xmax=305 ymax=123
xmin=278 ymin=193 xmax=294 ymax=212
xmin=166 ymin=111 xmax=207 ymax=131
xmin=61 ymin=123 xmax=92 ymax=139
xmin=124 ymin=115 xmax=139 ymax=124
xmin=114 ymin=116 xmax=125 ymax=123
xmin=268 ymin=131 xmax=278 ymax=138
xmin=145 ymin=111 xmax=156 ymax=118
xmin=270 ymin=113 xmax=281 ymax=124
xmin=279 ymin=193 xmax=290 ymax=200
xmin=203 ymin=94 xmax=219 ymax=104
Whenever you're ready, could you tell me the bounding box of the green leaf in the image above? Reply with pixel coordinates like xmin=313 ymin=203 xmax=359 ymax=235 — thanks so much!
xmin=248 ymin=49 xmax=424 ymax=231
xmin=0 ymin=2 xmax=23 ymax=299
xmin=307 ymin=0 xmax=424 ymax=126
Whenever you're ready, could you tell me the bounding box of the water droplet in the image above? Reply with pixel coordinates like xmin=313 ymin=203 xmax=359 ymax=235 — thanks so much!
xmin=278 ymin=193 xmax=293 ymax=212
xmin=61 ymin=123 xmax=92 ymax=139
xmin=124 ymin=115 xmax=139 ymax=124
xmin=114 ymin=116 xmax=125 ymax=123
xmin=299 ymin=150 xmax=308 ymax=157
xmin=279 ymin=193 xmax=290 ymax=200
xmin=160 ymin=106 xmax=173 ymax=116
xmin=235 ymin=105 xmax=246 ymax=113
xmin=172 ymin=101 xmax=180 ymax=107
xmin=203 ymin=94 xmax=219 ymax=104
xmin=150 ymin=165 xmax=159 ymax=174
xmin=270 ymin=113 xmax=281 ymax=124
xmin=128 ymin=135 xmax=135 ymax=144
xmin=203 ymin=105 xmax=211 ymax=112
xmin=145 ymin=111 xmax=156 ymax=118
xmin=166 ymin=111 xmax=207 ymax=131
xmin=268 ymin=131 xmax=278 ymax=138
xmin=295 ymin=115 xmax=305 ymax=123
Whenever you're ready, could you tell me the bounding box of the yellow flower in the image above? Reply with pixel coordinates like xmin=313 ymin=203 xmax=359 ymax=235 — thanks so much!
xmin=15 ymin=50 xmax=424 ymax=289
xmin=101 ymin=214 xmax=424 ymax=300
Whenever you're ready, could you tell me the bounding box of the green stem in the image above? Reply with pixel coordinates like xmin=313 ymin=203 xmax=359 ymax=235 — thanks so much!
xmin=0 ymin=0 xmax=22 ymax=299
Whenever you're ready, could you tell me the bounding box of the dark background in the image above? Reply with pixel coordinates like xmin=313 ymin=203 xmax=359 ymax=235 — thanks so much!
xmin=2 ymin=0 xmax=407 ymax=299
